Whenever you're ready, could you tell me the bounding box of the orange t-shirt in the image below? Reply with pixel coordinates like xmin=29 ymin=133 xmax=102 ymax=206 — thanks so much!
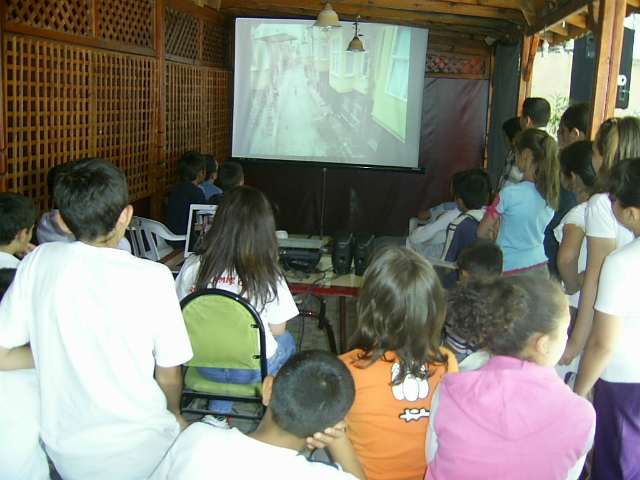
xmin=340 ymin=348 xmax=458 ymax=480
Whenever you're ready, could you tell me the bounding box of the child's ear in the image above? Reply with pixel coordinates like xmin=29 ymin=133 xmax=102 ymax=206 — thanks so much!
xmin=15 ymin=226 xmax=32 ymax=244
xmin=534 ymin=333 xmax=551 ymax=357
xmin=117 ymin=205 xmax=134 ymax=230
xmin=261 ymin=375 xmax=275 ymax=407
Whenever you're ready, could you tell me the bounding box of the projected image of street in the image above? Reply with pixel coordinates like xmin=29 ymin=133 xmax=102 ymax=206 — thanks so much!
xmin=233 ymin=19 xmax=429 ymax=169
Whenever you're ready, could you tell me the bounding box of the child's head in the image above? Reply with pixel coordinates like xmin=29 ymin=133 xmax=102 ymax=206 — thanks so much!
xmin=447 ymin=275 xmax=570 ymax=367
xmin=195 ymin=186 xmax=279 ymax=306
xmin=593 ymin=117 xmax=640 ymax=193
xmin=559 ymin=140 xmax=596 ymax=200
xmin=520 ymin=97 xmax=551 ymax=129
xmin=204 ymin=154 xmax=218 ymax=182
xmin=502 ymin=117 xmax=522 ymax=150
xmin=513 ymin=128 xmax=560 ymax=210
xmin=54 ymin=158 xmax=131 ymax=243
xmin=456 ymin=239 xmax=503 ymax=278
xmin=454 ymin=170 xmax=491 ymax=211
xmin=177 ymin=151 xmax=206 ymax=183
xmin=0 ymin=193 xmax=37 ymax=251
xmin=558 ymin=102 xmax=589 ymax=147
xmin=608 ymin=158 xmax=640 ymax=232
xmin=0 ymin=268 xmax=16 ymax=300
xmin=218 ymin=162 xmax=244 ymax=191
xmin=350 ymin=246 xmax=448 ymax=381
xmin=47 ymin=163 xmax=68 ymax=200
xmin=264 ymin=350 xmax=355 ymax=438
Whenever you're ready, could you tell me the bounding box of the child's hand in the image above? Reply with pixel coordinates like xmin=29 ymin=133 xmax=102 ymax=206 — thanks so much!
xmin=15 ymin=243 xmax=36 ymax=259
xmin=305 ymin=420 xmax=347 ymax=450
xmin=559 ymin=342 xmax=580 ymax=366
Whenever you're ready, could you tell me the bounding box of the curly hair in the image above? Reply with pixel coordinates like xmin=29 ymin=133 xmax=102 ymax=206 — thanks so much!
xmin=446 ymin=275 xmax=567 ymax=358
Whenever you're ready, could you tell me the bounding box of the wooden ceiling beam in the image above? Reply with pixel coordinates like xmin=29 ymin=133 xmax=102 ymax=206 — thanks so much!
xmin=565 ymin=13 xmax=588 ymax=28
xmin=221 ymin=0 xmax=524 ymax=23
xmin=526 ymin=0 xmax=591 ymax=35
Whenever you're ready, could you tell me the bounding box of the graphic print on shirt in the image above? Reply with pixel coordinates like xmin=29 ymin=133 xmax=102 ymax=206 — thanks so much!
xmin=391 ymin=363 xmax=431 ymax=423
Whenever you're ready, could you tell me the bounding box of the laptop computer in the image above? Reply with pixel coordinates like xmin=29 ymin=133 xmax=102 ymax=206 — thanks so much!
xmin=184 ymin=204 xmax=218 ymax=258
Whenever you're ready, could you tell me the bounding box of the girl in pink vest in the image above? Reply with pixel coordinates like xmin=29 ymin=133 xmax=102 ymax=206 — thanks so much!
xmin=425 ymin=275 xmax=595 ymax=480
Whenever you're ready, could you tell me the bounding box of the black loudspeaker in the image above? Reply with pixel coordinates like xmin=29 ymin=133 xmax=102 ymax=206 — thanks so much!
xmin=570 ymin=29 xmax=634 ymax=109
xmin=332 ymin=231 xmax=354 ymax=275
xmin=354 ymin=233 xmax=375 ymax=276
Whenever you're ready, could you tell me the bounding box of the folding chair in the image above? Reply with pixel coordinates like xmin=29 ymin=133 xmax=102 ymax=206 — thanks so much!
xmin=180 ymin=289 xmax=268 ymax=421
xmin=128 ymin=216 xmax=186 ymax=261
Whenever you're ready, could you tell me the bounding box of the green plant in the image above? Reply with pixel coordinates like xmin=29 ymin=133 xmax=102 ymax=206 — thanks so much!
xmin=547 ymin=93 xmax=570 ymax=136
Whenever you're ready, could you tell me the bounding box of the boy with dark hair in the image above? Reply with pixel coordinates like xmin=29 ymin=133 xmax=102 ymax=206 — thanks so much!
xmin=37 ymin=162 xmax=131 ymax=252
xmin=166 ymin=151 xmax=207 ymax=246
xmin=558 ymin=102 xmax=589 ymax=148
xmin=456 ymin=239 xmax=503 ymax=278
xmin=217 ymin=161 xmax=244 ymax=192
xmin=440 ymin=170 xmax=491 ymax=287
xmin=0 ymin=158 xmax=193 ymax=480
xmin=498 ymin=117 xmax=524 ymax=190
xmin=198 ymin=154 xmax=222 ymax=202
xmin=520 ymin=97 xmax=551 ymax=130
xmin=0 ymin=192 xmax=37 ymax=268
xmin=150 ymin=350 xmax=366 ymax=480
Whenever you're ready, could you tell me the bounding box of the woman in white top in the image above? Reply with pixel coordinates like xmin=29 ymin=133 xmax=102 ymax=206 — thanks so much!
xmin=574 ymin=158 xmax=640 ymax=479
xmin=175 ymin=186 xmax=298 ymax=418
xmin=560 ymin=117 xmax=639 ymax=366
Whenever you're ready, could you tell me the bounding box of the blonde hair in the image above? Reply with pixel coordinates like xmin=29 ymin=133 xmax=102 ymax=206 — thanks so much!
xmin=594 ymin=117 xmax=640 ymax=193
xmin=513 ymin=128 xmax=560 ymax=210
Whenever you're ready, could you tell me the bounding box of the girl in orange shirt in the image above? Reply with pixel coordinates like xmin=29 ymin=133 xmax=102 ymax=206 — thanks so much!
xmin=340 ymin=246 xmax=458 ymax=480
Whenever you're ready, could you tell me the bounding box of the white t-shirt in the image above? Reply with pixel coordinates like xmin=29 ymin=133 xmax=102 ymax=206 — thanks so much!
xmin=594 ymin=237 xmax=640 ymax=383
xmin=0 ymin=242 xmax=194 ymax=480
xmin=149 ymin=423 xmax=359 ymax=480
xmin=585 ymin=193 xmax=634 ymax=247
xmin=0 ymin=251 xmax=20 ymax=269
xmin=175 ymin=255 xmax=299 ymax=358
xmin=0 ymin=369 xmax=50 ymax=480
xmin=406 ymin=208 xmax=461 ymax=259
xmin=554 ymin=202 xmax=588 ymax=308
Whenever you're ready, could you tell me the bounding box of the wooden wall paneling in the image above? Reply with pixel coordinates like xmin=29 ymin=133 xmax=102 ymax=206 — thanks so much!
xmin=5 ymin=0 xmax=92 ymax=37
xmin=92 ymin=51 xmax=158 ymax=202
xmin=154 ymin=0 xmax=168 ymax=219
xmin=202 ymin=21 xmax=231 ymax=66
xmin=165 ymin=7 xmax=202 ymax=62
xmin=97 ymin=0 xmax=155 ymax=50
xmin=165 ymin=62 xmax=203 ymax=190
xmin=4 ymin=37 xmax=92 ymax=212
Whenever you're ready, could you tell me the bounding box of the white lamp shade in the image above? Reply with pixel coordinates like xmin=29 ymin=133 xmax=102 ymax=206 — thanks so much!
xmin=314 ymin=3 xmax=342 ymax=28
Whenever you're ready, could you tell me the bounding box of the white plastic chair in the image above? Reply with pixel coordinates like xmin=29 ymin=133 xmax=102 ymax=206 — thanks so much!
xmin=128 ymin=216 xmax=186 ymax=261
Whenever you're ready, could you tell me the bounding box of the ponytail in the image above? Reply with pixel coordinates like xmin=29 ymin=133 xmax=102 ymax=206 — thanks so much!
xmin=513 ymin=129 xmax=560 ymax=210
xmin=594 ymin=117 xmax=640 ymax=193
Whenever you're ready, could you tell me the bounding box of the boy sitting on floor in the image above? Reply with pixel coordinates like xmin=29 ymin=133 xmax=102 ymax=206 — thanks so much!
xmin=0 ymin=192 xmax=37 ymax=269
xmin=150 ymin=350 xmax=367 ymax=480
xmin=166 ymin=151 xmax=207 ymax=247
xmin=0 ymin=158 xmax=193 ymax=480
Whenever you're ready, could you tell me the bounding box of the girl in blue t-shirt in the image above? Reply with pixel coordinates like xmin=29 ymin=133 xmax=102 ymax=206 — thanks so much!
xmin=477 ymin=128 xmax=560 ymax=274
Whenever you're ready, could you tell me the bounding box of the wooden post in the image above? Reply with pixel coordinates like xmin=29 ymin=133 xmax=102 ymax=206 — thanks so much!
xmin=588 ymin=0 xmax=626 ymax=138
xmin=153 ymin=0 xmax=167 ymax=220
xmin=518 ymin=35 xmax=539 ymax=110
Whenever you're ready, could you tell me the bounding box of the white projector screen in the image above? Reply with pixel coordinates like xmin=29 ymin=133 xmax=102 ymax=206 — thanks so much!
xmin=232 ymin=18 xmax=429 ymax=170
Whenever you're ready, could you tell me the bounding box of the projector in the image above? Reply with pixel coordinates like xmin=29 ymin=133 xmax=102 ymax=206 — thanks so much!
xmin=278 ymin=238 xmax=323 ymax=270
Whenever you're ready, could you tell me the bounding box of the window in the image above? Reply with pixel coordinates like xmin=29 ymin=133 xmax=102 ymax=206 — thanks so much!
xmin=357 ymin=52 xmax=370 ymax=77
xmin=251 ymin=41 xmax=269 ymax=71
xmin=309 ymin=35 xmax=315 ymax=56
xmin=386 ymin=27 xmax=410 ymax=101
xmin=321 ymin=38 xmax=329 ymax=60
xmin=345 ymin=52 xmax=355 ymax=76
xmin=331 ymin=38 xmax=341 ymax=74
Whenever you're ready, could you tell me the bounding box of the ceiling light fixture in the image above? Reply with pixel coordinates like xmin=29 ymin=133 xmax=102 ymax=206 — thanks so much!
xmin=346 ymin=15 xmax=365 ymax=52
xmin=314 ymin=3 xmax=342 ymax=28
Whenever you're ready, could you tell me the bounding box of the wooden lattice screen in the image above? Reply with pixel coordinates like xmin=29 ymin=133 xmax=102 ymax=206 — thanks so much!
xmin=3 ymin=35 xmax=159 ymax=212
xmin=1 ymin=0 xmax=232 ymax=218
xmin=425 ymin=53 xmax=490 ymax=80
xmin=165 ymin=63 xmax=232 ymax=190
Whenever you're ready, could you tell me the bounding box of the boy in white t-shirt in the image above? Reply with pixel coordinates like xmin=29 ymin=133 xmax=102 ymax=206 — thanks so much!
xmin=150 ymin=350 xmax=367 ymax=480
xmin=0 ymin=192 xmax=37 ymax=269
xmin=0 ymin=158 xmax=194 ymax=480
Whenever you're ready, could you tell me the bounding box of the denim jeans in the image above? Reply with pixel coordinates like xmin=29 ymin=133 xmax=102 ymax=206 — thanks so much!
xmin=197 ymin=330 xmax=296 ymax=414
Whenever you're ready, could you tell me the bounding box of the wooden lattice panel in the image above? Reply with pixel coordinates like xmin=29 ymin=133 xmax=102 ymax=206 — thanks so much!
xmin=4 ymin=36 xmax=92 ymax=212
xmin=202 ymin=21 xmax=231 ymax=66
xmin=6 ymin=0 xmax=92 ymax=37
xmin=97 ymin=0 xmax=155 ymax=49
xmin=201 ymin=69 xmax=232 ymax=157
xmin=165 ymin=8 xmax=201 ymax=61
xmin=165 ymin=63 xmax=204 ymax=189
xmin=425 ymin=54 xmax=488 ymax=78
xmin=92 ymin=52 xmax=158 ymax=200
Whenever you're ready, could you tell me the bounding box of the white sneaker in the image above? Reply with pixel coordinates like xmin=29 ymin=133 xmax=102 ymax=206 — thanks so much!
xmin=201 ymin=415 xmax=231 ymax=429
